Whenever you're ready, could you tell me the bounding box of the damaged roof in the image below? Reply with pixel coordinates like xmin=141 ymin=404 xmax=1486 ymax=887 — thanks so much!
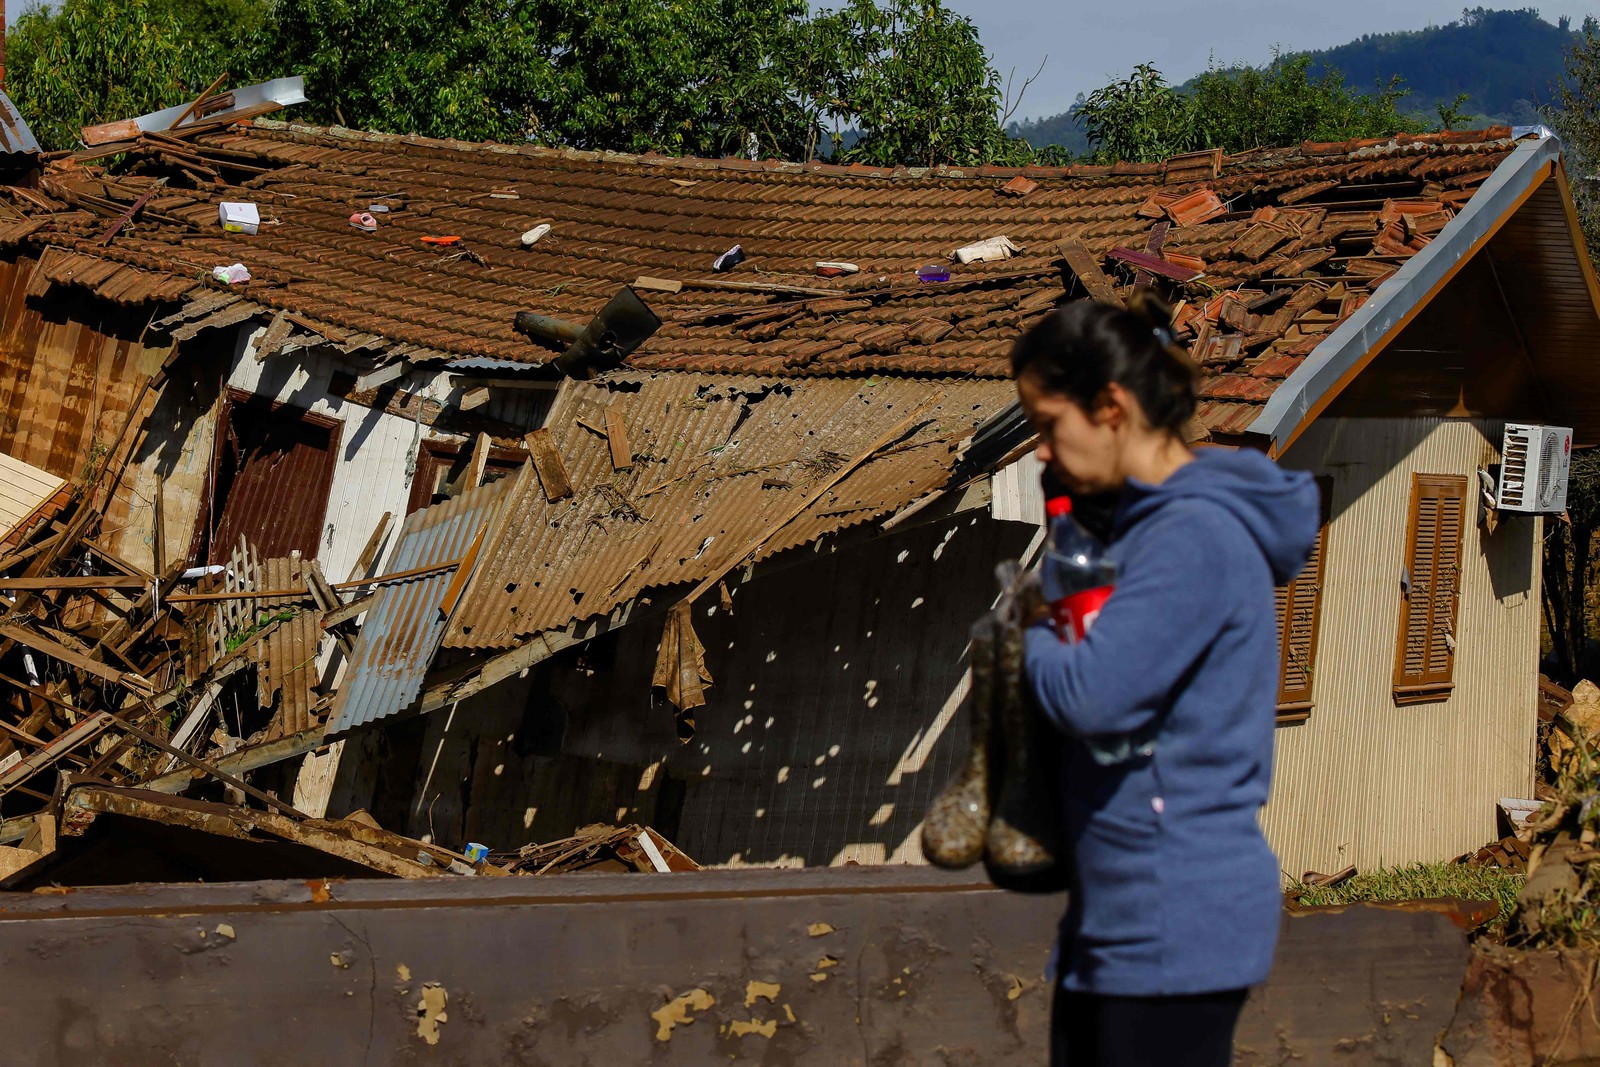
xmin=3 ymin=120 xmax=1528 ymax=434
xmin=447 ymin=373 xmax=1012 ymax=651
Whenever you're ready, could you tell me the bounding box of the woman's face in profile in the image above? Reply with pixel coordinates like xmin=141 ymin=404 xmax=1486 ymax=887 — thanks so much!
xmin=1017 ymin=371 xmax=1124 ymax=497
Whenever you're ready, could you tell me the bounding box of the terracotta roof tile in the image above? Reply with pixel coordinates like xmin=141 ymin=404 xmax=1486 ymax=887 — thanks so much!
xmin=4 ymin=122 xmax=1523 ymax=433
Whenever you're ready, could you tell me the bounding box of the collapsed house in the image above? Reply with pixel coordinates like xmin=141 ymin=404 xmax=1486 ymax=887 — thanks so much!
xmin=0 ymin=97 xmax=1593 ymax=878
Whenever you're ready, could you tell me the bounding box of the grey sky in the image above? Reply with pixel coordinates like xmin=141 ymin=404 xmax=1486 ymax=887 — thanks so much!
xmin=953 ymin=1 xmax=1600 ymax=121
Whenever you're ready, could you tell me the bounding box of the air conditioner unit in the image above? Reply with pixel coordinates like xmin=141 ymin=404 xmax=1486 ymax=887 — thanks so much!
xmin=1497 ymin=423 xmax=1573 ymax=513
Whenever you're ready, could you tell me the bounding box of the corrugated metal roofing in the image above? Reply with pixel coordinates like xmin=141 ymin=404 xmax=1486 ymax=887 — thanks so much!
xmin=0 ymin=92 xmax=40 ymax=157
xmin=326 ymin=475 xmax=513 ymax=732
xmin=445 ymin=372 xmax=1014 ymax=650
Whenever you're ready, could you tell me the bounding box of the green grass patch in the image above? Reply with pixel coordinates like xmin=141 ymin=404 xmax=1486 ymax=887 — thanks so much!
xmin=1294 ymin=861 xmax=1525 ymax=936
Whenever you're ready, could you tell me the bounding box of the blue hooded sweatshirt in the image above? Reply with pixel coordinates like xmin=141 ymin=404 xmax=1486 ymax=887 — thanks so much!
xmin=1024 ymin=447 xmax=1320 ymax=996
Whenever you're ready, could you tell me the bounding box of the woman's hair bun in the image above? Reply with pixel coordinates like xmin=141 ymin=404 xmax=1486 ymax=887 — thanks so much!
xmin=1009 ymin=294 xmax=1199 ymax=435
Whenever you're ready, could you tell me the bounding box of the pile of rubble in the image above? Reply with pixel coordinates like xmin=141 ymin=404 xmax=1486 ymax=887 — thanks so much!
xmin=0 ymin=443 xmax=695 ymax=885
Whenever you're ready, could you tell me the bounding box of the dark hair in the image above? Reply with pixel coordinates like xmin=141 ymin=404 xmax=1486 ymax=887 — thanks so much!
xmin=1010 ymin=293 xmax=1199 ymax=435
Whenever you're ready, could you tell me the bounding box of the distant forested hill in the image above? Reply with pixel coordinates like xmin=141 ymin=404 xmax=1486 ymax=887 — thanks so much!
xmin=1011 ymin=7 xmax=1573 ymax=157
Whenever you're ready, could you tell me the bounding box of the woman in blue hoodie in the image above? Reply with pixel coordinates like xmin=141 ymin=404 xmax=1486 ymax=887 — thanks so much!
xmin=1013 ymin=297 xmax=1320 ymax=1067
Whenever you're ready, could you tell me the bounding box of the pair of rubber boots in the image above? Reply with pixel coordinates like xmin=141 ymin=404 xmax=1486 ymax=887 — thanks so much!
xmin=921 ymin=612 xmax=1068 ymax=894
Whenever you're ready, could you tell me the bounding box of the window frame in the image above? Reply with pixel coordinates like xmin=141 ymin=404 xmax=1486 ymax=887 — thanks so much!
xmin=1275 ymin=475 xmax=1333 ymax=723
xmin=1392 ymin=472 xmax=1468 ymax=706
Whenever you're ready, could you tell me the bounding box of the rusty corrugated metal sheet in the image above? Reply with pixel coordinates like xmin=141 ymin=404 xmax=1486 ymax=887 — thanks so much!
xmin=326 ymin=475 xmax=513 ymax=733
xmin=444 ymin=373 xmax=1014 ymax=651
xmin=0 ymin=253 xmax=161 ymax=540
xmin=209 ymin=402 xmax=340 ymax=563
xmin=258 ymin=555 xmax=322 ymax=740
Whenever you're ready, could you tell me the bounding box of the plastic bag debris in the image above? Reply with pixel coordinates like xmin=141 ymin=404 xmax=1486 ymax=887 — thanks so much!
xmin=211 ymin=263 xmax=250 ymax=285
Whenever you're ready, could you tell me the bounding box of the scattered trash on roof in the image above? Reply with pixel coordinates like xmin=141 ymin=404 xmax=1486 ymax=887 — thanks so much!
xmin=951 ymin=235 xmax=1021 ymax=264
xmin=713 ymin=244 xmax=746 ymax=272
xmin=211 ymin=263 xmax=250 ymax=284
xmin=521 ymin=222 xmax=552 ymax=247
xmin=916 ymin=264 xmax=951 ymax=283
xmin=815 ymin=261 xmax=859 ymax=277
xmin=218 ymin=201 xmax=259 ymax=235
xmin=348 ymin=211 xmax=378 ymax=232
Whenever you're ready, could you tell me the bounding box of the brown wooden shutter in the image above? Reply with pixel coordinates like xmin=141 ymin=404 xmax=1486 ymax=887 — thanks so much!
xmin=1393 ymin=473 xmax=1467 ymax=704
xmin=1276 ymin=476 xmax=1331 ymax=720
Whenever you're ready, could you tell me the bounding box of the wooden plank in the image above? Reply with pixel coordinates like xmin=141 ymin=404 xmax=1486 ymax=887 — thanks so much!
xmin=0 ymin=575 xmax=148 ymax=591
xmin=458 ymin=386 xmax=492 ymax=412
xmin=1057 ymin=240 xmax=1124 ymax=306
xmin=95 ymin=179 xmax=167 ymax=246
xmin=633 ymin=276 xmax=684 ymax=293
xmin=1134 ymin=221 xmax=1171 ymax=289
xmin=524 ymin=428 xmax=573 ymax=501
xmin=165 ymin=71 xmax=229 ymax=131
xmin=0 ymin=626 xmax=154 ymax=695
xmin=345 ymin=512 xmax=393 ymax=583
xmin=323 ymin=592 xmax=374 ymax=629
xmin=141 ymin=726 xmax=326 ymax=794
xmin=354 ymin=360 xmax=408 ymax=392
xmin=438 ymin=521 xmax=489 ymax=620
xmin=466 ymin=432 xmax=491 ymax=490
xmin=1106 ymin=246 xmax=1201 ymax=282
xmin=605 ymin=406 xmax=632 ymax=470
xmin=0 ymin=713 xmax=112 ymax=793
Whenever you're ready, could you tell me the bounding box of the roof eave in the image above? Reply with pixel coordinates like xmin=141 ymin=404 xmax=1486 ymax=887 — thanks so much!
xmin=1246 ymin=132 xmax=1565 ymax=457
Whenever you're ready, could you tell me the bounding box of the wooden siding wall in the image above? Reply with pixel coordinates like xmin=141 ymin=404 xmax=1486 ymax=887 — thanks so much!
xmin=0 ymin=254 xmax=167 ymax=540
xmin=1268 ymin=417 xmax=1539 ymax=878
xmin=369 ymin=512 xmax=1040 ymax=866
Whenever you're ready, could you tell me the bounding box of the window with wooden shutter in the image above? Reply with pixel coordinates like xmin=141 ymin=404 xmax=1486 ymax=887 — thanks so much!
xmin=1393 ymin=473 xmax=1468 ymax=704
xmin=1276 ymin=477 xmax=1332 ymax=721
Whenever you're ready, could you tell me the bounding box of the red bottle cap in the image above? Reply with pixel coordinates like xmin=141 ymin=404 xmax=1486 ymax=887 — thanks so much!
xmin=1045 ymin=496 xmax=1073 ymax=518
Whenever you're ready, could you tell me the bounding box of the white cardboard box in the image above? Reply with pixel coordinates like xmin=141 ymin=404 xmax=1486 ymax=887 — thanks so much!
xmin=218 ymin=202 xmax=260 ymax=235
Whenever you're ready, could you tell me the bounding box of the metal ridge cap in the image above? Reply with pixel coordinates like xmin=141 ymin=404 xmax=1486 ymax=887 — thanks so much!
xmin=1246 ymin=133 xmax=1563 ymax=454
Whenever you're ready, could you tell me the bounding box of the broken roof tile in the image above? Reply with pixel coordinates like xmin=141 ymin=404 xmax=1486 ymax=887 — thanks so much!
xmin=0 ymin=121 xmax=1518 ymax=436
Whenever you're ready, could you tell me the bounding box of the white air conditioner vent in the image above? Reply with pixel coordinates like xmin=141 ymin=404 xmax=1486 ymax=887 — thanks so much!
xmin=1497 ymin=423 xmax=1572 ymax=514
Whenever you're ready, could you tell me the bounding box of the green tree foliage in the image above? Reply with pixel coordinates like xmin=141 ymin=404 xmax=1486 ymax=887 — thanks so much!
xmin=7 ymin=0 xmax=261 ymax=150
xmin=1188 ymin=55 xmax=1410 ymax=153
xmin=797 ymin=0 xmax=1030 ymax=167
xmin=1074 ymin=56 xmax=1411 ymax=165
xmin=1545 ymin=17 xmax=1600 ymax=255
xmin=1540 ymin=20 xmax=1600 ymax=684
xmin=1018 ymin=8 xmax=1576 ymax=160
xmin=238 ymin=0 xmax=818 ymax=155
xmin=4 ymin=0 xmax=1031 ymax=166
xmin=1074 ymin=64 xmax=1195 ymax=165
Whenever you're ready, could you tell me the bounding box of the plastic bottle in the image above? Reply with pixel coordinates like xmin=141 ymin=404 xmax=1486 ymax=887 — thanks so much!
xmin=1040 ymin=495 xmax=1118 ymax=642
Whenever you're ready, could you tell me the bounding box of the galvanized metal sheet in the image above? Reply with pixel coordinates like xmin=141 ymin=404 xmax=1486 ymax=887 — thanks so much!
xmin=326 ymin=474 xmax=513 ymax=733
xmin=0 ymin=91 xmax=40 ymax=156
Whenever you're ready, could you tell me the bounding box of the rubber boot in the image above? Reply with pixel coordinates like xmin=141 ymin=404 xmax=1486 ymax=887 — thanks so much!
xmin=983 ymin=614 xmax=1069 ymax=893
xmin=921 ymin=617 xmax=998 ymax=868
